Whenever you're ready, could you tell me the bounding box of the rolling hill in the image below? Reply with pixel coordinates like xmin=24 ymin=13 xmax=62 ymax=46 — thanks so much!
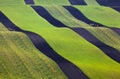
xmin=0 ymin=0 xmax=120 ymax=79
xmin=0 ymin=31 xmax=67 ymax=79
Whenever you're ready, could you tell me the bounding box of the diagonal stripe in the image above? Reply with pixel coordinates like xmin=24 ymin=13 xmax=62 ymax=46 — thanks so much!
xmin=64 ymin=6 xmax=120 ymax=46
xmin=111 ymin=7 xmax=120 ymax=12
xmin=0 ymin=11 xmax=89 ymax=79
xmin=112 ymin=28 xmax=120 ymax=35
xmin=24 ymin=0 xmax=34 ymax=4
xmin=72 ymin=28 xmax=120 ymax=63
xmin=69 ymin=0 xmax=87 ymax=5
xmin=64 ymin=6 xmax=105 ymax=27
xmin=31 ymin=6 xmax=120 ymax=63
xmin=96 ymin=0 xmax=120 ymax=6
xmin=32 ymin=6 xmax=66 ymax=27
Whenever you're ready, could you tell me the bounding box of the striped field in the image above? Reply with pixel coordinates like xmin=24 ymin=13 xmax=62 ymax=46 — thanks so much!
xmin=0 ymin=0 xmax=120 ymax=79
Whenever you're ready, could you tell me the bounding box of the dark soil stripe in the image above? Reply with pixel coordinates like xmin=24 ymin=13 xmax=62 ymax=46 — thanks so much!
xmin=96 ymin=0 xmax=120 ymax=6
xmin=31 ymin=6 xmax=120 ymax=63
xmin=0 ymin=11 xmax=89 ymax=79
xmin=72 ymin=28 xmax=120 ymax=63
xmin=111 ymin=7 xmax=120 ymax=12
xmin=64 ymin=6 xmax=105 ymax=27
xmin=69 ymin=0 xmax=86 ymax=5
xmin=24 ymin=0 xmax=34 ymax=4
xmin=112 ymin=28 xmax=120 ymax=35
xmin=32 ymin=6 xmax=67 ymax=27
xmin=64 ymin=6 xmax=120 ymax=44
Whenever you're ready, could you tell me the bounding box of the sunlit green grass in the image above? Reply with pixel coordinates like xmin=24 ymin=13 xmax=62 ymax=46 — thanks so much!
xmin=44 ymin=5 xmax=90 ymax=28
xmin=34 ymin=0 xmax=70 ymax=5
xmin=0 ymin=0 xmax=25 ymax=5
xmin=1 ymin=5 xmax=120 ymax=51
xmin=1 ymin=5 xmax=120 ymax=53
xmin=0 ymin=5 xmax=55 ymax=30
xmin=43 ymin=5 xmax=120 ymax=51
xmin=84 ymin=0 xmax=99 ymax=5
xmin=32 ymin=28 xmax=120 ymax=79
xmin=1 ymin=5 xmax=120 ymax=79
xmin=1 ymin=23 xmax=120 ymax=79
xmin=0 ymin=31 xmax=67 ymax=79
xmin=0 ymin=10 xmax=67 ymax=79
xmin=75 ymin=6 xmax=120 ymax=28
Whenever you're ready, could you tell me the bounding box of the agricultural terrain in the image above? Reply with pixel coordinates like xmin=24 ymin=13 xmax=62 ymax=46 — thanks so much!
xmin=0 ymin=0 xmax=120 ymax=79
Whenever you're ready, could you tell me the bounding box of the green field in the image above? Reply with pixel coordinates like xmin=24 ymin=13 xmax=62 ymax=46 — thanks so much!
xmin=43 ymin=5 xmax=90 ymax=28
xmin=87 ymin=27 xmax=120 ymax=51
xmin=19 ymin=28 xmax=120 ymax=79
xmin=75 ymin=6 xmax=120 ymax=28
xmin=0 ymin=30 xmax=67 ymax=79
xmin=34 ymin=0 xmax=70 ymax=5
xmin=1 ymin=0 xmax=120 ymax=79
xmin=42 ymin=5 xmax=120 ymax=51
xmin=1 ymin=20 xmax=120 ymax=78
xmin=0 ymin=5 xmax=55 ymax=30
xmin=0 ymin=25 xmax=67 ymax=79
xmin=0 ymin=0 xmax=25 ymax=5
xmin=84 ymin=0 xmax=99 ymax=5
xmin=0 ymin=0 xmax=71 ymax=5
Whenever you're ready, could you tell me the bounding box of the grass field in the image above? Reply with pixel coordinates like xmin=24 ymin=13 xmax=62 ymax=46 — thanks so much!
xmin=43 ymin=5 xmax=90 ymax=28
xmin=87 ymin=27 xmax=120 ymax=51
xmin=0 ymin=30 xmax=67 ymax=79
xmin=31 ymin=28 xmax=120 ymax=79
xmin=75 ymin=6 xmax=120 ymax=28
xmin=1 ymin=1 xmax=120 ymax=79
xmin=34 ymin=0 xmax=70 ymax=5
xmin=0 ymin=5 xmax=55 ymax=30
xmin=1 ymin=5 xmax=120 ymax=54
xmin=0 ymin=0 xmax=25 ymax=5
xmin=1 ymin=5 xmax=120 ymax=78
xmin=0 ymin=24 xmax=67 ymax=79
xmin=39 ymin=5 xmax=120 ymax=52
xmin=84 ymin=0 xmax=99 ymax=5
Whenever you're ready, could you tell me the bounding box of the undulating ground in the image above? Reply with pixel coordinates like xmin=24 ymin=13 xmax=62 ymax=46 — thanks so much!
xmin=0 ymin=0 xmax=120 ymax=79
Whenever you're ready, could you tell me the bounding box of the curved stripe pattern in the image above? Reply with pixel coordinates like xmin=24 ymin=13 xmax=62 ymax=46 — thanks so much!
xmin=72 ymin=28 xmax=120 ymax=63
xmin=69 ymin=0 xmax=86 ymax=5
xmin=31 ymin=6 xmax=120 ymax=63
xmin=96 ymin=0 xmax=120 ymax=6
xmin=64 ymin=6 xmax=105 ymax=27
xmin=64 ymin=6 xmax=120 ymax=33
xmin=32 ymin=6 xmax=67 ymax=27
xmin=24 ymin=0 xmax=34 ymax=4
xmin=0 ymin=11 xmax=88 ymax=79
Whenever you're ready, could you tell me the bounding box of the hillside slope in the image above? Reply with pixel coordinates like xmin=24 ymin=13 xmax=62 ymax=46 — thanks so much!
xmin=1 ymin=0 xmax=120 ymax=79
xmin=0 ymin=26 xmax=67 ymax=79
